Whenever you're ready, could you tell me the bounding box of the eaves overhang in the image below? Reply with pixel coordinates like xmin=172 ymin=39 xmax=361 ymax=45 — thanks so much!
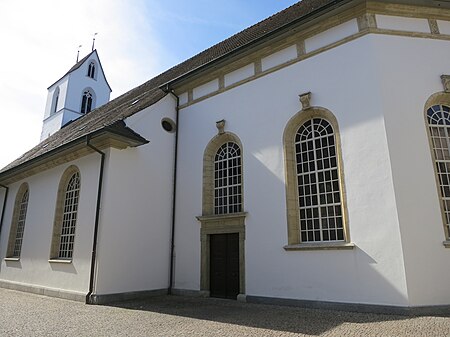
xmin=0 ymin=121 xmax=148 ymax=185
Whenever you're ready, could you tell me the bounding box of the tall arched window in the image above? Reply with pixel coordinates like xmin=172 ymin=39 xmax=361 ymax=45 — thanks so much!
xmin=50 ymin=166 xmax=81 ymax=260
xmin=214 ymin=142 xmax=242 ymax=214
xmin=283 ymin=108 xmax=350 ymax=248
xmin=295 ymin=118 xmax=344 ymax=242
xmin=426 ymin=103 xmax=450 ymax=240
xmin=87 ymin=61 xmax=95 ymax=79
xmin=52 ymin=87 xmax=60 ymax=114
xmin=81 ymin=90 xmax=93 ymax=114
xmin=7 ymin=183 xmax=29 ymax=258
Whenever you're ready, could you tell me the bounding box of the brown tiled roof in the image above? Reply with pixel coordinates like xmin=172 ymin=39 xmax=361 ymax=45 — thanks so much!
xmin=1 ymin=0 xmax=341 ymax=176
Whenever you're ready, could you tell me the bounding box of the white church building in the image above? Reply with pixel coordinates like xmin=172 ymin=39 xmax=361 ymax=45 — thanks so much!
xmin=0 ymin=0 xmax=449 ymax=314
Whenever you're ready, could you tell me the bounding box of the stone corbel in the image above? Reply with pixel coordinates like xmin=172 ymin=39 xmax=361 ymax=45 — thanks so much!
xmin=216 ymin=119 xmax=225 ymax=134
xmin=299 ymin=92 xmax=312 ymax=110
xmin=441 ymin=75 xmax=450 ymax=93
xmin=357 ymin=13 xmax=377 ymax=31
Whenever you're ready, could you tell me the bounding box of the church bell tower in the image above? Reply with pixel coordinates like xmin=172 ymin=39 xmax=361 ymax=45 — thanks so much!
xmin=40 ymin=50 xmax=112 ymax=141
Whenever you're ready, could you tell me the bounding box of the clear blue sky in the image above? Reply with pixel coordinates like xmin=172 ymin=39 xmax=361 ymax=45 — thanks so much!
xmin=147 ymin=0 xmax=300 ymax=69
xmin=0 ymin=0 xmax=300 ymax=168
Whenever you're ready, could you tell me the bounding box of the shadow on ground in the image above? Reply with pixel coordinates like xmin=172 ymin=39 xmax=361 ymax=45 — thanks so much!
xmin=107 ymin=295 xmax=410 ymax=336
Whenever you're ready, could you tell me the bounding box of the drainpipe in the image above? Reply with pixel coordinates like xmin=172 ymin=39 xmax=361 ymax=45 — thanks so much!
xmin=0 ymin=184 xmax=9 ymax=252
xmin=167 ymin=88 xmax=180 ymax=295
xmin=85 ymin=136 xmax=106 ymax=304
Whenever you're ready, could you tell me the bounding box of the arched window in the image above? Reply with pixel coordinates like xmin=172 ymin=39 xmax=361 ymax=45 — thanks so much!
xmin=426 ymin=103 xmax=450 ymax=240
xmin=6 ymin=183 xmax=29 ymax=258
xmin=52 ymin=87 xmax=60 ymax=114
xmin=295 ymin=118 xmax=344 ymax=242
xmin=50 ymin=166 xmax=81 ymax=260
xmin=283 ymin=108 xmax=349 ymax=247
xmin=214 ymin=142 xmax=242 ymax=214
xmin=87 ymin=61 xmax=95 ymax=79
xmin=81 ymin=90 xmax=93 ymax=114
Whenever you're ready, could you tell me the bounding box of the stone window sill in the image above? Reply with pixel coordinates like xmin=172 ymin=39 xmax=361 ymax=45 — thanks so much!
xmin=196 ymin=212 xmax=247 ymax=222
xmin=48 ymin=259 xmax=72 ymax=264
xmin=4 ymin=257 xmax=20 ymax=262
xmin=443 ymin=240 xmax=450 ymax=248
xmin=284 ymin=242 xmax=355 ymax=251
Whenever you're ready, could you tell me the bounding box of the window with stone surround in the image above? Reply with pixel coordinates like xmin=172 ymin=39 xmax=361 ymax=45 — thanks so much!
xmin=201 ymin=132 xmax=244 ymax=216
xmin=283 ymin=107 xmax=351 ymax=249
xmin=50 ymin=166 xmax=81 ymax=260
xmin=6 ymin=183 xmax=29 ymax=259
xmin=214 ymin=142 xmax=242 ymax=215
xmin=426 ymin=101 xmax=450 ymax=241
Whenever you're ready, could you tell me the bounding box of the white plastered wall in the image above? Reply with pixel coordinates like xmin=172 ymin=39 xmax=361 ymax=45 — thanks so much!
xmin=174 ymin=34 xmax=410 ymax=306
xmin=0 ymin=154 xmax=101 ymax=296
xmin=93 ymin=95 xmax=176 ymax=295
xmin=373 ymin=34 xmax=450 ymax=306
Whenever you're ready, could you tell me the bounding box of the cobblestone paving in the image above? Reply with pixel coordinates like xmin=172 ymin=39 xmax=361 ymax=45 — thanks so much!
xmin=0 ymin=288 xmax=449 ymax=336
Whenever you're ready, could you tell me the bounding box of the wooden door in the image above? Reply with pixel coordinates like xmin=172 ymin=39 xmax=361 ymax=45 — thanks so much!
xmin=210 ymin=233 xmax=239 ymax=299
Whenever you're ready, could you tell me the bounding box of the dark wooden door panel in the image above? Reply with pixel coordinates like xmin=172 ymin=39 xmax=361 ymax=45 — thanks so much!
xmin=210 ymin=233 xmax=239 ymax=299
xmin=210 ymin=234 xmax=227 ymax=298
xmin=226 ymin=233 xmax=239 ymax=298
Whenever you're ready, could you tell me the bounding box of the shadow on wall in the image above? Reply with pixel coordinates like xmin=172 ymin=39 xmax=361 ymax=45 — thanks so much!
xmin=107 ymin=295 xmax=412 ymax=336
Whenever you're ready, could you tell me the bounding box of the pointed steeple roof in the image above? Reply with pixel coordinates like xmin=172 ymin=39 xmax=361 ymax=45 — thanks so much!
xmin=47 ymin=50 xmax=112 ymax=91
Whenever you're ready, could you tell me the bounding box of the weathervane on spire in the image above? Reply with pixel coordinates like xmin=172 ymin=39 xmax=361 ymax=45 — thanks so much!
xmin=91 ymin=33 xmax=98 ymax=51
xmin=76 ymin=45 xmax=82 ymax=63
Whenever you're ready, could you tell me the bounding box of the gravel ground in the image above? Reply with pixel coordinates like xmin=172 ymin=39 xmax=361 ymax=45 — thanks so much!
xmin=0 ymin=288 xmax=449 ymax=337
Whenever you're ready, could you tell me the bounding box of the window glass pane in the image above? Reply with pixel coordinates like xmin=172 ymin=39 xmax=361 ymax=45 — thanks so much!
xmin=58 ymin=172 xmax=80 ymax=259
xmin=214 ymin=142 xmax=242 ymax=214
xmin=11 ymin=188 xmax=29 ymax=258
xmin=295 ymin=118 xmax=345 ymax=242
xmin=428 ymin=104 xmax=450 ymax=238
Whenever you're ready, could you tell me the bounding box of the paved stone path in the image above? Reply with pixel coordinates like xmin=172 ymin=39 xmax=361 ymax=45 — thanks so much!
xmin=0 ymin=288 xmax=448 ymax=336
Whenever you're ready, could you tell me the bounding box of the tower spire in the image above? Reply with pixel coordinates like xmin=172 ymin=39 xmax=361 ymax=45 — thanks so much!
xmin=76 ymin=45 xmax=82 ymax=63
xmin=91 ymin=33 xmax=98 ymax=51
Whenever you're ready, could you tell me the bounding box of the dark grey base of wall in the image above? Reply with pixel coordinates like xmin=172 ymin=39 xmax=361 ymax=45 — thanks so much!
xmin=89 ymin=288 xmax=168 ymax=305
xmin=246 ymin=295 xmax=450 ymax=317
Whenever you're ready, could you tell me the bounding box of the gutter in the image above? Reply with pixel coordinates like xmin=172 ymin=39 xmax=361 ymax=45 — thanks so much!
xmin=160 ymin=0 xmax=352 ymax=89
xmin=0 ymin=184 xmax=9 ymax=253
xmin=163 ymin=87 xmax=180 ymax=295
xmin=85 ymin=136 xmax=106 ymax=304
